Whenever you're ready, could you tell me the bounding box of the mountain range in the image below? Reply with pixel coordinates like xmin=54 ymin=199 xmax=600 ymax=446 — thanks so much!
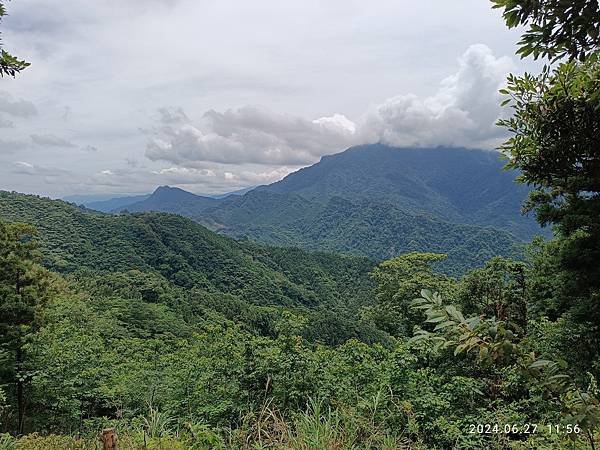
xmin=82 ymin=144 xmax=546 ymax=273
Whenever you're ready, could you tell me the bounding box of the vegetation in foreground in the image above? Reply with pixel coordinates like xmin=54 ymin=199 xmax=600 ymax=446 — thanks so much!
xmin=2 ymin=0 xmax=600 ymax=448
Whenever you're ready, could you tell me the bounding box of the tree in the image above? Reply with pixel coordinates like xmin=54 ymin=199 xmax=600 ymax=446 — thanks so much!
xmin=368 ymin=252 xmax=457 ymax=336
xmin=0 ymin=2 xmax=29 ymax=77
xmin=492 ymin=0 xmax=600 ymax=61
xmin=411 ymin=289 xmax=600 ymax=450
xmin=457 ymin=257 xmax=528 ymax=331
xmin=496 ymin=0 xmax=600 ymax=369
xmin=0 ymin=220 xmax=54 ymax=433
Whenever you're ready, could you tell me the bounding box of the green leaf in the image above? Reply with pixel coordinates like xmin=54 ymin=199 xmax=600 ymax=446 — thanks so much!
xmin=433 ymin=320 xmax=456 ymax=331
xmin=529 ymin=359 xmax=553 ymax=369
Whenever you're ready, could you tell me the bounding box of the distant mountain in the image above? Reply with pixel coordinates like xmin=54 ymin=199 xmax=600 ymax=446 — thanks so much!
xmin=84 ymin=194 xmax=150 ymax=212
xmin=119 ymin=185 xmax=220 ymax=216
xmin=80 ymin=187 xmax=255 ymax=213
xmin=63 ymin=194 xmax=120 ymax=204
xmin=260 ymin=144 xmax=538 ymax=239
xmin=105 ymin=145 xmax=547 ymax=273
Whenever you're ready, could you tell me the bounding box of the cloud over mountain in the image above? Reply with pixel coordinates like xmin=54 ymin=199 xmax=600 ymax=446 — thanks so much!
xmin=144 ymin=45 xmax=513 ymax=176
xmin=359 ymin=44 xmax=514 ymax=149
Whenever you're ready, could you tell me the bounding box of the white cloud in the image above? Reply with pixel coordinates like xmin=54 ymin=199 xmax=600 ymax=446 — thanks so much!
xmin=313 ymin=114 xmax=356 ymax=134
xmin=221 ymin=166 xmax=298 ymax=185
xmin=359 ymin=44 xmax=514 ymax=149
xmin=146 ymin=105 xmax=357 ymax=166
xmin=157 ymin=107 xmax=190 ymax=125
xmin=151 ymin=166 xmax=216 ymax=183
xmin=14 ymin=161 xmax=36 ymax=174
xmin=144 ymin=44 xmax=513 ymax=175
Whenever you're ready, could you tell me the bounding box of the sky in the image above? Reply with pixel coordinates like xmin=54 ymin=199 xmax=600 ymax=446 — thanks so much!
xmin=0 ymin=0 xmax=540 ymax=198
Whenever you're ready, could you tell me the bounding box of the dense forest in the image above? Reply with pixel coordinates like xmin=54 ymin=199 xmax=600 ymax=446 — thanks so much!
xmin=1 ymin=0 xmax=600 ymax=449
xmin=1 ymin=190 xmax=597 ymax=449
xmin=107 ymin=146 xmax=540 ymax=275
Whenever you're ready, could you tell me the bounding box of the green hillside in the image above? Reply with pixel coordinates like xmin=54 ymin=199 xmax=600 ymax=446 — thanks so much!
xmin=263 ymin=145 xmax=539 ymax=238
xmin=0 ymin=191 xmax=384 ymax=344
xmin=209 ymin=194 xmax=523 ymax=274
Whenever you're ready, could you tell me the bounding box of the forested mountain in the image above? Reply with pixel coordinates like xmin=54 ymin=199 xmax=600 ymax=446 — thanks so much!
xmin=0 ymin=191 xmax=383 ymax=344
xmin=261 ymin=145 xmax=538 ymax=239
xmin=211 ymin=193 xmax=522 ymax=273
xmin=118 ymin=185 xmax=220 ymax=216
xmin=112 ymin=145 xmax=541 ymax=273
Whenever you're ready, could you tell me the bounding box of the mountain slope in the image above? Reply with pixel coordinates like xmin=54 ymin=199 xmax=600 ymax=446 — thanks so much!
xmin=0 ymin=191 xmax=375 ymax=310
xmin=213 ymin=194 xmax=522 ymax=273
xmin=120 ymin=185 xmax=219 ymax=215
xmin=100 ymin=145 xmax=542 ymax=272
xmin=83 ymin=194 xmax=150 ymax=212
xmin=260 ymin=144 xmax=538 ymax=239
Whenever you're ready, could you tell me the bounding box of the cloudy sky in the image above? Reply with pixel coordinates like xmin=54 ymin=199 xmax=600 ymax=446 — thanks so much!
xmin=0 ymin=0 xmax=539 ymax=198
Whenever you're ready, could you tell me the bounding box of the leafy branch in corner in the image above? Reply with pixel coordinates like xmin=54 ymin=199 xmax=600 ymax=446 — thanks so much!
xmin=0 ymin=1 xmax=30 ymax=77
xmin=410 ymin=289 xmax=600 ymax=448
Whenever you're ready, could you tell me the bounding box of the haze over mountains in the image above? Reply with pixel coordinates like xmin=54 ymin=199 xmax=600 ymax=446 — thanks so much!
xmin=76 ymin=145 xmax=544 ymax=273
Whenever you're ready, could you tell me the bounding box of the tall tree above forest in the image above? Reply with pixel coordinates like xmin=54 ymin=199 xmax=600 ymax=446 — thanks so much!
xmin=0 ymin=220 xmax=55 ymax=433
xmin=494 ymin=0 xmax=600 ymax=367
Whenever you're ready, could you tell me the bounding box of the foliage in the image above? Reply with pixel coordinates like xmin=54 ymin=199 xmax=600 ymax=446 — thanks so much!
xmin=368 ymin=252 xmax=457 ymax=336
xmin=0 ymin=192 xmax=383 ymax=345
xmin=457 ymin=257 xmax=528 ymax=329
xmin=492 ymin=0 xmax=600 ymax=61
xmin=0 ymin=220 xmax=58 ymax=434
xmin=0 ymin=0 xmax=598 ymax=447
xmin=0 ymin=2 xmax=29 ymax=77
xmin=497 ymin=0 xmax=600 ymax=393
xmin=0 ymin=201 xmax=595 ymax=447
xmin=411 ymin=289 xmax=600 ymax=449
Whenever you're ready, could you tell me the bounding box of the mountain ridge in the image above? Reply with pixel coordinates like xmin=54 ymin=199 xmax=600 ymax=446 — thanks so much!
xmin=100 ymin=144 xmax=546 ymax=272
